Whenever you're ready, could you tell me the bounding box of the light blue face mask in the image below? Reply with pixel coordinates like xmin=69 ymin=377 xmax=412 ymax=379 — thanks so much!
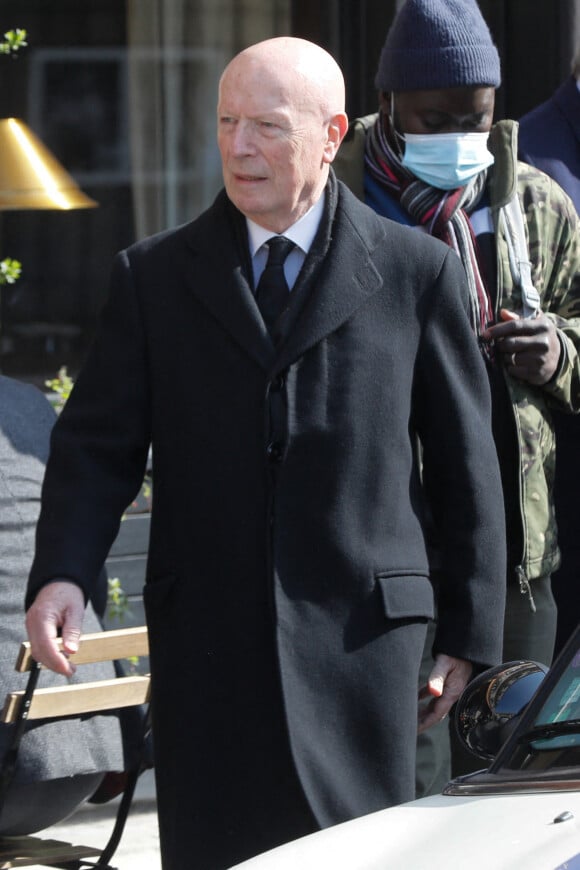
xmin=400 ymin=131 xmax=495 ymax=190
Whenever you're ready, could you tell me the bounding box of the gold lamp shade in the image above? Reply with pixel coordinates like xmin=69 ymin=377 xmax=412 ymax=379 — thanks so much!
xmin=0 ymin=117 xmax=97 ymax=210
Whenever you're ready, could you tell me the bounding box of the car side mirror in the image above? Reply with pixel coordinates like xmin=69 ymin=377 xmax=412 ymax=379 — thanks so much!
xmin=454 ymin=660 xmax=548 ymax=760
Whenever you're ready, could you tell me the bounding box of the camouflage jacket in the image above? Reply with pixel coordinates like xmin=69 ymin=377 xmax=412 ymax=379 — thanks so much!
xmin=335 ymin=116 xmax=580 ymax=587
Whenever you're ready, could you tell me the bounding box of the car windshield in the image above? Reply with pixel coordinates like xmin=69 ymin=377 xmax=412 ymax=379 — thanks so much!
xmin=492 ymin=635 xmax=580 ymax=774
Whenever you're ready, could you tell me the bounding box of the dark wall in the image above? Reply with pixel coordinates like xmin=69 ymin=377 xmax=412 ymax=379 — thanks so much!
xmin=292 ymin=0 xmax=398 ymax=118
xmin=481 ymin=0 xmax=576 ymax=119
xmin=293 ymin=0 xmax=578 ymax=122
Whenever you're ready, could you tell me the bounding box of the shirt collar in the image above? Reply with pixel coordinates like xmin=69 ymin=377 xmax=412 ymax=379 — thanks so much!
xmin=246 ymin=194 xmax=325 ymax=258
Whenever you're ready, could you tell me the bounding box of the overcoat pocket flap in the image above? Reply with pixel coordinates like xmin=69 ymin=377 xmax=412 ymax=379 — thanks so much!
xmin=377 ymin=572 xmax=434 ymax=620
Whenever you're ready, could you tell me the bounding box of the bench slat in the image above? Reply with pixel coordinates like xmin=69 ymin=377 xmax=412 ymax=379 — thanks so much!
xmin=2 ymin=675 xmax=151 ymax=723
xmin=15 ymin=626 xmax=149 ymax=672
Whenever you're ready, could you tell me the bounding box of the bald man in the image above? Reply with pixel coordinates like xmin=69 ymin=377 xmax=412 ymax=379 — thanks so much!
xmin=25 ymin=37 xmax=505 ymax=869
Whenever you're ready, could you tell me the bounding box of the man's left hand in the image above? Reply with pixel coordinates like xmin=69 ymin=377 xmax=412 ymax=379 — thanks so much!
xmin=483 ymin=308 xmax=561 ymax=385
xmin=418 ymin=654 xmax=473 ymax=734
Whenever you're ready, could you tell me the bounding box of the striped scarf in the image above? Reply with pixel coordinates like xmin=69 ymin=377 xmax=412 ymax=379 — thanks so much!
xmin=365 ymin=111 xmax=494 ymax=360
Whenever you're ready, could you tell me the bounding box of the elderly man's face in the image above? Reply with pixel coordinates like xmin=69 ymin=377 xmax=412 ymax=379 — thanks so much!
xmin=217 ymin=57 xmax=334 ymax=233
xmin=383 ymin=86 xmax=495 ymax=135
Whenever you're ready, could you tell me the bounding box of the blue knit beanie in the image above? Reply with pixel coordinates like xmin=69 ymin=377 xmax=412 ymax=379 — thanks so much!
xmin=375 ymin=0 xmax=501 ymax=91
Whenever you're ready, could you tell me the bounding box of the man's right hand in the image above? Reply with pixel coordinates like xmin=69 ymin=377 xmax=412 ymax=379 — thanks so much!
xmin=25 ymin=580 xmax=86 ymax=677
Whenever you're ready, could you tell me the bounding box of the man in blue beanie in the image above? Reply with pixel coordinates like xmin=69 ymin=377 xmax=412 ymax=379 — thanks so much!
xmin=335 ymin=0 xmax=580 ymax=790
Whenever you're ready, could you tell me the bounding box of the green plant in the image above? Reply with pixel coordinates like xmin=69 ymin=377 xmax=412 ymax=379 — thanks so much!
xmin=0 ymin=28 xmax=27 ymax=55
xmin=0 ymin=258 xmax=21 ymax=285
xmin=44 ymin=366 xmax=74 ymax=411
xmin=107 ymin=576 xmax=132 ymax=623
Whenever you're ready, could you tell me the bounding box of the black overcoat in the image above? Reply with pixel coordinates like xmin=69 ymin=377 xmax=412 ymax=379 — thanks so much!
xmin=29 ymin=180 xmax=505 ymax=868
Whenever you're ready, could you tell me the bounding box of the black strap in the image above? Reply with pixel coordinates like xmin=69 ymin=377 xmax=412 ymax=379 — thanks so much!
xmin=0 ymin=660 xmax=41 ymax=821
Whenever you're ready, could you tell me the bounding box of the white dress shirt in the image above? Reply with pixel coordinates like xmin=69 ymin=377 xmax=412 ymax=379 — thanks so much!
xmin=246 ymin=194 xmax=325 ymax=291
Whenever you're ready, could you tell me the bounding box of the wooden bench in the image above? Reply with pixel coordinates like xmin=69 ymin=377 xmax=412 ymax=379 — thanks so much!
xmin=0 ymin=626 xmax=151 ymax=869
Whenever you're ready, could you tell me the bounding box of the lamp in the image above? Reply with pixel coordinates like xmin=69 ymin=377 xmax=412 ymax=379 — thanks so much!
xmin=0 ymin=117 xmax=97 ymax=210
xmin=0 ymin=117 xmax=97 ymax=364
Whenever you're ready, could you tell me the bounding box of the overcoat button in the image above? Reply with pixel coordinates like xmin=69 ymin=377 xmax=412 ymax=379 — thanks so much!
xmin=271 ymin=374 xmax=285 ymax=391
xmin=267 ymin=441 xmax=283 ymax=462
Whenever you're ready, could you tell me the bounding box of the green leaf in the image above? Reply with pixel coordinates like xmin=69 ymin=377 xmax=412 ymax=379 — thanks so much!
xmin=45 ymin=366 xmax=74 ymax=411
xmin=0 ymin=29 xmax=27 ymax=55
xmin=0 ymin=258 xmax=22 ymax=285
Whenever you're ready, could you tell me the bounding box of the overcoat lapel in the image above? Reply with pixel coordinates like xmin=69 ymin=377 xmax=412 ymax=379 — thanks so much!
xmin=180 ymin=184 xmax=386 ymax=375
xmin=182 ymin=192 xmax=276 ymax=371
xmin=274 ymin=193 xmax=385 ymax=374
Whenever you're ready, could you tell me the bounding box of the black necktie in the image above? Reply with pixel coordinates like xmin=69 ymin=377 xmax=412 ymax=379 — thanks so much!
xmin=255 ymin=236 xmax=295 ymax=332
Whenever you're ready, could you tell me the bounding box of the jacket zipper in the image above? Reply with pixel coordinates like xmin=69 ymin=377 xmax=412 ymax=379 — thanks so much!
xmin=515 ymin=564 xmax=536 ymax=612
xmin=494 ymin=221 xmax=535 ymax=610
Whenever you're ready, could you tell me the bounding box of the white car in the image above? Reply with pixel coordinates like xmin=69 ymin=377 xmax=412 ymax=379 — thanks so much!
xmin=231 ymin=631 xmax=580 ymax=870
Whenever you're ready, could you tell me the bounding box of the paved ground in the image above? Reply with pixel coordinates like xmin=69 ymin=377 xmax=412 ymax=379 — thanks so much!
xmin=35 ymin=768 xmax=161 ymax=869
